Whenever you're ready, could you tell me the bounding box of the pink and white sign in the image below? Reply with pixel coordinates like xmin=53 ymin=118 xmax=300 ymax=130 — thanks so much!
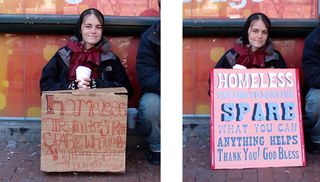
xmin=210 ymin=69 xmax=306 ymax=169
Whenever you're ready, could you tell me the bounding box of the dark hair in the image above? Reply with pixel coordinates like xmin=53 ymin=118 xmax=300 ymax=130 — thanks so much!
xmin=75 ymin=8 xmax=105 ymax=41
xmin=242 ymin=12 xmax=271 ymax=45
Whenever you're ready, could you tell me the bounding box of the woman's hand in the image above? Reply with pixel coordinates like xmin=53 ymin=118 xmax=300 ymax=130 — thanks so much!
xmin=76 ymin=78 xmax=91 ymax=90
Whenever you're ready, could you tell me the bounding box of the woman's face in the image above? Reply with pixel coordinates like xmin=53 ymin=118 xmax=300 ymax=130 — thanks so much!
xmin=248 ymin=19 xmax=268 ymax=52
xmin=81 ymin=14 xmax=103 ymax=49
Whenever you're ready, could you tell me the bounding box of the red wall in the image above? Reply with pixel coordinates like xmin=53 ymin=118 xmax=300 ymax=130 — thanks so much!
xmin=183 ymin=0 xmax=317 ymax=115
xmin=0 ymin=0 xmax=159 ymax=118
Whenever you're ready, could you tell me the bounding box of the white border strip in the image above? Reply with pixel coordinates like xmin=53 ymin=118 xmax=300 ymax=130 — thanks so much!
xmin=0 ymin=117 xmax=40 ymax=121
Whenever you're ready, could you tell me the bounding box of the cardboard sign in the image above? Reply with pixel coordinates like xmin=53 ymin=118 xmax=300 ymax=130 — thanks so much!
xmin=210 ymin=69 xmax=306 ymax=169
xmin=40 ymin=88 xmax=128 ymax=172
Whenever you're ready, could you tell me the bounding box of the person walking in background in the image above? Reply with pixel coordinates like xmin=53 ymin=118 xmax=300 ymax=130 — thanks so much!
xmin=302 ymin=26 xmax=320 ymax=154
xmin=40 ymin=8 xmax=133 ymax=98
xmin=136 ymin=19 xmax=160 ymax=165
xmin=214 ymin=12 xmax=287 ymax=69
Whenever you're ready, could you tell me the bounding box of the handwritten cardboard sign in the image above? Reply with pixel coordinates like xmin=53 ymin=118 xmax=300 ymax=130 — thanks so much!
xmin=210 ymin=69 xmax=306 ymax=169
xmin=40 ymin=88 xmax=128 ymax=172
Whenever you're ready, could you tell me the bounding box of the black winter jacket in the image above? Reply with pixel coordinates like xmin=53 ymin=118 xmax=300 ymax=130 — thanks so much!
xmin=136 ymin=21 xmax=160 ymax=95
xmin=40 ymin=38 xmax=133 ymax=98
xmin=302 ymin=27 xmax=320 ymax=92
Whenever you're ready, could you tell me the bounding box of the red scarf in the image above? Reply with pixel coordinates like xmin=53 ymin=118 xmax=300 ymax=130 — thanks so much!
xmin=233 ymin=43 xmax=266 ymax=68
xmin=67 ymin=41 xmax=101 ymax=82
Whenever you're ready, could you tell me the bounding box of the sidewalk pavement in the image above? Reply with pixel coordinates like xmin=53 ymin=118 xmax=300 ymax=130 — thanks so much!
xmin=0 ymin=121 xmax=160 ymax=182
xmin=3 ymin=119 xmax=319 ymax=182
xmin=183 ymin=123 xmax=320 ymax=182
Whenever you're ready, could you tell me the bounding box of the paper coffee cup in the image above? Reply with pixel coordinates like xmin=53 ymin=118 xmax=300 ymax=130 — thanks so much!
xmin=127 ymin=108 xmax=138 ymax=129
xmin=76 ymin=66 xmax=91 ymax=80
xmin=233 ymin=64 xmax=247 ymax=69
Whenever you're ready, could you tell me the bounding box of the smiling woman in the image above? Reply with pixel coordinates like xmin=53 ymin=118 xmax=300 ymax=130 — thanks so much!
xmin=78 ymin=12 xmax=103 ymax=50
xmin=39 ymin=8 xmax=133 ymax=96
xmin=246 ymin=18 xmax=268 ymax=52
xmin=214 ymin=13 xmax=287 ymax=69
xmin=81 ymin=15 xmax=103 ymax=49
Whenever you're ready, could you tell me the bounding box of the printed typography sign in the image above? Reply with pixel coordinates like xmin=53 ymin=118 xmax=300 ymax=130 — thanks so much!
xmin=210 ymin=69 xmax=305 ymax=169
xmin=40 ymin=88 xmax=128 ymax=172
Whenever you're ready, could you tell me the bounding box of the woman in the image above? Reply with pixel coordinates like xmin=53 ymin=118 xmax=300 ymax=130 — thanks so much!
xmin=40 ymin=8 xmax=133 ymax=98
xmin=215 ymin=12 xmax=287 ymax=69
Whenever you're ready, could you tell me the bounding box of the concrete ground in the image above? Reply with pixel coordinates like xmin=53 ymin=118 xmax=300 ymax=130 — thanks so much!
xmin=2 ymin=119 xmax=319 ymax=182
xmin=183 ymin=123 xmax=320 ymax=182
xmin=0 ymin=120 xmax=160 ymax=182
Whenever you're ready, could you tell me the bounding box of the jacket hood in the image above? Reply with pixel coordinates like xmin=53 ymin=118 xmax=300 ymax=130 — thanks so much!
xmin=148 ymin=21 xmax=160 ymax=46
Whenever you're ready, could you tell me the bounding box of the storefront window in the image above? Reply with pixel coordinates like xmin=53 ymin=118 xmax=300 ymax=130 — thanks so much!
xmin=183 ymin=0 xmax=318 ymax=19
xmin=0 ymin=0 xmax=159 ymax=16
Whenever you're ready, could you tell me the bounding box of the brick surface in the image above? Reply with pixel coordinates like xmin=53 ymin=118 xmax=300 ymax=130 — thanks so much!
xmin=4 ymin=120 xmax=320 ymax=182
xmin=0 ymin=125 xmax=159 ymax=182
xmin=211 ymin=170 xmax=227 ymax=182
xmin=242 ymin=169 xmax=258 ymax=182
xmin=288 ymin=168 xmax=304 ymax=180
xmin=183 ymin=124 xmax=320 ymax=182
xmin=227 ymin=170 xmax=243 ymax=180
